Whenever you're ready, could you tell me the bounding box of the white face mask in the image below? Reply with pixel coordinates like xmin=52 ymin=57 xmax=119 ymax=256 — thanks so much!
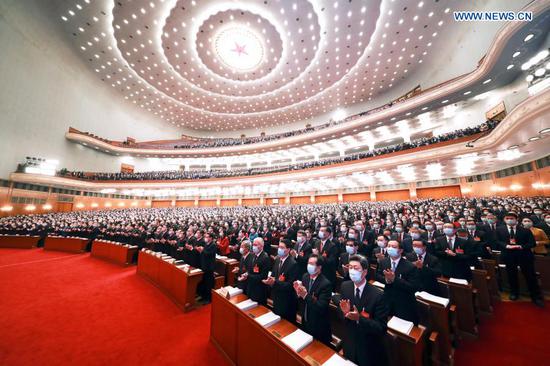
xmin=307 ymin=264 xmax=317 ymax=276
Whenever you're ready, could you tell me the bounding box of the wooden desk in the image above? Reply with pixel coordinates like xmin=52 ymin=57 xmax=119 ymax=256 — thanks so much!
xmin=386 ymin=324 xmax=427 ymax=366
xmin=44 ymin=236 xmax=88 ymax=253
xmin=0 ymin=235 xmax=39 ymax=249
xmin=215 ymin=256 xmax=239 ymax=287
xmin=210 ymin=290 xmax=336 ymax=366
xmin=91 ymin=240 xmax=137 ymax=266
xmin=438 ymin=278 xmax=478 ymax=338
xmin=472 ymin=269 xmax=492 ymax=315
xmin=480 ymin=259 xmax=500 ymax=304
xmin=416 ymin=297 xmax=455 ymax=366
xmin=137 ymin=250 xmax=203 ymax=312
xmin=535 ymin=255 xmax=550 ymax=296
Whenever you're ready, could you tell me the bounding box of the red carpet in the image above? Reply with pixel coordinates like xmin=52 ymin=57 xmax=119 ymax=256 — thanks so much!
xmin=0 ymin=248 xmax=228 ymax=366
xmin=455 ymin=298 xmax=549 ymax=366
xmin=1 ymin=248 xmax=547 ymax=366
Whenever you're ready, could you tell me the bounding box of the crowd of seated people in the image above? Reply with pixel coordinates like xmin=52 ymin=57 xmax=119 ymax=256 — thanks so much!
xmin=1 ymin=196 xmax=548 ymax=361
xmin=58 ymin=120 xmax=497 ymax=181
xmin=73 ymin=87 xmax=429 ymax=150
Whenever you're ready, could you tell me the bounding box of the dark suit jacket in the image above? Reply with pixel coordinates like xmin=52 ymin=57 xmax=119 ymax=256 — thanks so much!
xmin=338 ymin=252 xmax=352 ymax=280
xmin=434 ymin=236 xmax=472 ymax=280
xmin=294 ymin=240 xmax=313 ymax=278
xmin=333 ymin=281 xmax=389 ymax=366
xmin=236 ymin=253 xmax=253 ymax=291
xmin=199 ymin=242 xmax=217 ymax=272
xmin=299 ymin=273 xmax=332 ymax=345
xmin=495 ymin=225 xmax=536 ymax=263
xmin=271 ymin=256 xmax=299 ymax=322
xmin=314 ymin=239 xmax=339 ymax=287
xmin=406 ymin=252 xmax=442 ymax=296
xmin=246 ymin=251 xmax=271 ymax=304
xmin=376 ymin=258 xmax=419 ymax=324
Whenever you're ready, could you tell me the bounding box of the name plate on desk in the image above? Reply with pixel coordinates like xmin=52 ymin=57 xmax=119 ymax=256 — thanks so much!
xmin=387 ymin=316 xmax=414 ymax=336
xmin=372 ymin=281 xmax=386 ymax=289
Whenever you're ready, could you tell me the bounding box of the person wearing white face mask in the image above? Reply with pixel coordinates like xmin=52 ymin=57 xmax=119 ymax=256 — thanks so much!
xmin=246 ymin=237 xmax=271 ymax=305
xmin=333 ymin=255 xmax=389 ymax=366
xmin=406 ymin=240 xmax=442 ymax=296
xmin=263 ymin=239 xmax=299 ymax=322
xmin=496 ymin=213 xmax=543 ymax=307
xmin=234 ymin=240 xmax=253 ymax=292
xmin=293 ymin=254 xmax=332 ymax=345
xmin=338 ymin=238 xmax=359 ymax=281
xmin=434 ymin=223 xmax=472 ymax=281
xmin=372 ymin=235 xmax=389 ymax=264
xmin=376 ymin=241 xmax=419 ymax=325
xmin=536 ymin=213 xmax=550 ymax=238
xmin=291 ymin=229 xmax=312 ymax=278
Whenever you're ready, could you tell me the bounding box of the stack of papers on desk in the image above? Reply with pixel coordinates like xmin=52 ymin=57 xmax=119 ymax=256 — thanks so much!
xmin=254 ymin=311 xmax=281 ymax=328
xmin=387 ymin=316 xmax=414 ymax=335
xmin=224 ymin=286 xmax=243 ymax=297
xmin=372 ymin=281 xmax=385 ymax=289
xmin=282 ymin=329 xmax=313 ymax=352
xmin=449 ymin=278 xmax=468 ymax=285
xmin=216 ymin=255 xmax=228 ymax=260
xmin=189 ymin=268 xmax=202 ymax=274
xmin=322 ymin=353 xmax=357 ymax=366
xmin=415 ymin=291 xmax=449 ymax=307
xmin=235 ymin=299 xmax=258 ymax=311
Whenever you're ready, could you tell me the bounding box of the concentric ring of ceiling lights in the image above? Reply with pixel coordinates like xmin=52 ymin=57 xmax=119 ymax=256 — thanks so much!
xmin=59 ymin=0 xmax=453 ymax=130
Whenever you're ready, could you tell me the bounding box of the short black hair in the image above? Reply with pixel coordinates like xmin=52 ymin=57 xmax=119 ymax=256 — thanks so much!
xmin=349 ymin=254 xmax=369 ymax=270
xmin=346 ymin=238 xmax=358 ymax=246
xmin=309 ymin=253 xmax=325 ymax=267
xmin=280 ymin=238 xmax=292 ymax=248
xmin=505 ymin=212 xmax=518 ymax=219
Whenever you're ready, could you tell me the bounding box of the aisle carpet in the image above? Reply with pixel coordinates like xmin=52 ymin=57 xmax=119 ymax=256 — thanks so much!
xmin=0 ymin=248 xmax=228 ymax=366
xmin=454 ymin=297 xmax=549 ymax=366
xmin=0 ymin=248 xmax=547 ymax=366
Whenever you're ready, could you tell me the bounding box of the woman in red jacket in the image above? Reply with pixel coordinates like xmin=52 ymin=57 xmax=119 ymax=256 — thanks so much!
xmin=217 ymin=229 xmax=230 ymax=255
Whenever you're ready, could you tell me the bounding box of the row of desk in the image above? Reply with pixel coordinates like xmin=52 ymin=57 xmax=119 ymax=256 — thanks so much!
xmin=0 ymin=234 xmax=39 ymax=249
xmin=211 ymin=289 xmax=429 ymax=366
xmin=137 ymin=250 xmax=203 ymax=312
xmin=91 ymin=240 xmax=138 ymax=266
xmin=43 ymin=236 xmax=89 ymax=253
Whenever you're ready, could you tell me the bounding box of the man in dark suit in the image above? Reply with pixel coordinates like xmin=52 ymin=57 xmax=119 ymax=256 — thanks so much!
xmin=420 ymin=220 xmax=439 ymax=253
xmin=196 ymin=232 xmax=217 ymax=303
xmin=334 ymin=255 xmax=389 ymax=366
xmin=434 ymin=223 xmax=472 ymax=281
xmin=294 ymin=254 xmax=332 ymax=345
xmin=291 ymin=230 xmax=312 ymax=278
xmin=233 ymin=240 xmax=253 ymax=293
xmin=338 ymin=238 xmax=359 ymax=280
xmin=371 ymin=235 xmax=390 ymax=265
xmin=496 ymin=213 xmax=544 ymax=307
xmin=406 ymin=239 xmax=442 ymax=296
xmin=313 ymin=226 xmax=339 ymax=289
xmin=246 ymin=237 xmax=271 ymax=305
xmin=263 ymin=239 xmax=299 ymax=322
xmin=536 ymin=213 xmax=550 ymax=237
xmin=376 ymin=240 xmax=419 ymax=324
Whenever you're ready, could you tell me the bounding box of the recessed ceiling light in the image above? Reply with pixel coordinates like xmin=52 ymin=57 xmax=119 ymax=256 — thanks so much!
xmin=482 ymin=79 xmax=492 ymax=84
xmin=507 ymin=64 xmax=514 ymax=70
xmin=441 ymin=99 xmax=449 ymax=104
xmin=421 ymin=106 xmax=428 ymax=110
xmin=540 ymin=128 xmax=550 ymax=134
xmin=524 ymin=34 xmax=534 ymax=42
xmin=529 ymin=136 xmax=540 ymax=141
xmin=463 ymin=91 xmax=472 ymax=95
xmin=512 ymin=51 xmax=521 ymax=58
xmin=508 ymin=145 xmax=519 ymax=150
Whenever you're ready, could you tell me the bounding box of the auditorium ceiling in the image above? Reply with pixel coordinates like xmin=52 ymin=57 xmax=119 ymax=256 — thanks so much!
xmin=52 ymin=0 xmax=531 ymax=132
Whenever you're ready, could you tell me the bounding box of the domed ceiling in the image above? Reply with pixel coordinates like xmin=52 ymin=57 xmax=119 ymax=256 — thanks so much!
xmin=58 ymin=0 xmax=478 ymax=131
